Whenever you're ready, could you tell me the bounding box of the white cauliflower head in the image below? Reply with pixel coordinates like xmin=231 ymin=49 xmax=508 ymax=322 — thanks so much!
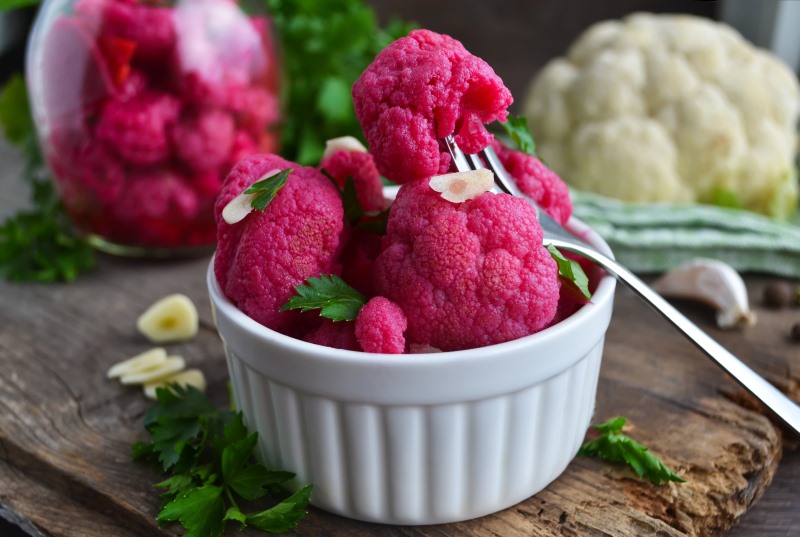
xmin=524 ymin=12 xmax=799 ymax=219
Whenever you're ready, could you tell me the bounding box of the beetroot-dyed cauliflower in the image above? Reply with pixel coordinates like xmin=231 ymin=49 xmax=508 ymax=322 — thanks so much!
xmin=214 ymin=154 xmax=345 ymax=335
xmin=374 ymin=180 xmax=560 ymax=352
xmin=320 ymin=148 xmax=384 ymax=213
xmin=353 ymin=29 xmax=512 ymax=185
xmin=491 ymin=140 xmax=573 ymax=226
xmin=355 ymin=297 xmax=407 ymax=354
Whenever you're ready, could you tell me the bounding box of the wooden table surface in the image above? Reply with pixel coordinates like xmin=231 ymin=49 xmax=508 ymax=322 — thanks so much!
xmin=1 ymin=139 xmax=799 ymax=536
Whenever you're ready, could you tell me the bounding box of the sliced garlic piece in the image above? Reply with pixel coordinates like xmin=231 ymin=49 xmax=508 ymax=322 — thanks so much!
xmin=143 ymin=369 xmax=207 ymax=400
xmin=106 ymin=347 xmax=168 ymax=379
xmin=429 ymin=169 xmax=494 ymax=203
xmin=120 ymin=355 xmax=186 ymax=385
xmin=653 ymin=258 xmax=756 ymax=329
xmin=137 ymin=294 xmax=199 ymax=343
xmin=322 ymin=136 xmax=367 ymax=159
xmin=221 ymin=168 xmax=282 ymax=224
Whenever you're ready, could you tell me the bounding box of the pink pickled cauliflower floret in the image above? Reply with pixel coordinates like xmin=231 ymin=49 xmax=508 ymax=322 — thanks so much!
xmin=99 ymin=0 xmax=176 ymax=61
xmin=304 ymin=319 xmax=360 ymax=351
xmin=353 ymin=29 xmax=513 ymax=185
xmin=95 ymin=90 xmax=180 ymax=165
xmin=214 ymin=154 xmax=345 ymax=335
xmin=491 ymin=139 xmax=573 ymax=225
xmin=355 ymin=297 xmax=407 ymax=354
xmin=319 ymin=149 xmax=385 ymax=213
xmin=374 ymin=180 xmax=560 ymax=351
xmin=171 ymin=108 xmax=235 ymax=173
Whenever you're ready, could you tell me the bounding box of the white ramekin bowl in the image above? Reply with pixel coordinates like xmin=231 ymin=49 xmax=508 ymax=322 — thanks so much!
xmin=207 ymin=217 xmax=616 ymax=525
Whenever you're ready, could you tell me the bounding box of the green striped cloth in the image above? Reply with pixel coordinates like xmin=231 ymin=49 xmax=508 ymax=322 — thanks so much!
xmin=570 ymin=190 xmax=800 ymax=277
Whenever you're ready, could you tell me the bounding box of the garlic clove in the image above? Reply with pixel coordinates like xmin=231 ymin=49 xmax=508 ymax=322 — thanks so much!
xmin=429 ymin=169 xmax=494 ymax=203
xmin=652 ymin=258 xmax=756 ymax=329
xmin=322 ymin=136 xmax=368 ymax=159
xmin=221 ymin=168 xmax=283 ymax=224
xmin=143 ymin=369 xmax=207 ymax=400
xmin=221 ymin=191 xmax=256 ymax=224
xmin=106 ymin=347 xmax=167 ymax=379
xmin=137 ymin=294 xmax=199 ymax=343
xmin=120 ymin=355 xmax=186 ymax=385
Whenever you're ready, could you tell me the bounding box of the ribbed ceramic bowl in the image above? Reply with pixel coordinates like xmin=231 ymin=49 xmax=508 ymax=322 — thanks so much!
xmin=207 ymin=217 xmax=616 ymax=525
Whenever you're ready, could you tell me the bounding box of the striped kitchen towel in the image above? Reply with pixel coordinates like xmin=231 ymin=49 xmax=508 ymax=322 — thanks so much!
xmin=570 ymin=190 xmax=800 ymax=277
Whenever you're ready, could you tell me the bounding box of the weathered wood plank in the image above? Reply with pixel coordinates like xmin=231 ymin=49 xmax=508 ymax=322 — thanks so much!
xmin=0 ymin=254 xmax=792 ymax=537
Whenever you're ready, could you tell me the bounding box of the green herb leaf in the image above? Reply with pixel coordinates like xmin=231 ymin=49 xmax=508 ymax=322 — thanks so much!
xmin=264 ymin=0 xmax=416 ymax=164
xmin=578 ymin=417 xmax=685 ymax=485
xmin=0 ymin=0 xmax=41 ymax=10
xmin=155 ymin=473 xmax=196 ymax=502
xmin=157 ymin=485 xmax=226 ymax=537
xmin=0 ymin=74 xmax=33 ymax=145
xmin=245 ymin=169 xmax=292 ymax=211
xmin=280 ymin=274 xmax=366 ymax=321
xmin=0 ymin=74 xmax=95 ymax=283
xmin=145 ymin=385 xmax=216 ymax=428
xmin=355 ymin=208 xmax=390 ymax=235
xmin=547 ymin=245 xmax=592 ymax=301
xmin=229 ymin=463 xmax=296 ymax=502
xmin=246 ymin=484 xmax=313 ymax=533
xmin=317 ymin=76 xmax=353 ymax=124
xmin=223 ymin=506 xmax=248 ymax=529
xmin=341 ymin=176 xmax=364 ymax=223
xmin=499 ymin=114 xmax=537 ymax=156
xmin=221 ymin=433 xmax=258 ymax=486
xmin=134 ymin=385 xmax=312 ymax=535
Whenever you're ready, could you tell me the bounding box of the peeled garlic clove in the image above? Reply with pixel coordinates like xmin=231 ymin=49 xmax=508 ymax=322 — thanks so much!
xmin=143 ymin=369 xmax=207 ymax=400
xmin=106 ymin=347 xmax=167 ymax=379
xmin=429 ymin=169 xmax=494 ymax=203
xmin=653 ymin=258 xmax=756 ymax=329
xmin=137 ymin=294 xmax=199 ymax=343
xmin=120 ymin=355 xmax=186 ymax=385
xmin=322 ymin=136 xmax=367 ymax=159
xmin=221 ymin=191 xmax=256 ymax=224
xmin=221 ymin=168 xmax=282 ymax=224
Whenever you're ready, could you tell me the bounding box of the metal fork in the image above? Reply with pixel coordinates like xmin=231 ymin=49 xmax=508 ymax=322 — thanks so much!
xmin=444 ymin=135 xmax=800 ymax=435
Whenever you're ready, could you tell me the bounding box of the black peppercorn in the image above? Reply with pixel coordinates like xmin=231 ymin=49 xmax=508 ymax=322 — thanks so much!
xmin=763 ymin=281 xmax=793 ymax=309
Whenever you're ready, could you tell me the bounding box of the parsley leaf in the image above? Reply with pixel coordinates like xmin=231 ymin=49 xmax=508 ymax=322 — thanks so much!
xmin=499 ymin=114 xmax=537 ymax=157
xmin=247 ymin=485 xmax=314 ymax=533
xmin=245 ymin=169 xmax=292 ymax=211
xmin=265 ymin=0 xmax=416 ymax=164
xmin=280 ymin=274 xmax=366 ymax=321
xmin=157 ymin=485 xmax=226 ymax=537
xmin=578 ymin=416 xmax=685 ymax=485
xmin=0 ymin=74 xmax=95 ymax=282
xmin=0 ymin=0 xmax=40 ymax=12
xmin=547 ymin=244 xmax=592 ymax=301
xmin=134 ymin=385 xmax=313 ymax=535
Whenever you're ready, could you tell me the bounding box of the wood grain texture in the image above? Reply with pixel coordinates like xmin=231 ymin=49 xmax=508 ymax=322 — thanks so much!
xmin=0 ymin=253 xmax=796 ymax=537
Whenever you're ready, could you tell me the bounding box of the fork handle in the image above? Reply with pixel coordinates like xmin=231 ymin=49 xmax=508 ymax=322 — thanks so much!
xmin=548 ymin=238 xmax=800 ymax=436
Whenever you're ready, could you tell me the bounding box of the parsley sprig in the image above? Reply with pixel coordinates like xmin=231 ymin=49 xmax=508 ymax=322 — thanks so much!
xmin=245 ymin=168 xmax=292 ymax=211
xmin=578 ymin=416 xmax=685 ymax=485
xmin=547 ymin=244 xmax=592 ymax=301
xmin=0 ymin=74 xmax=95 ymax=282
xmin=264 ymin=0 xmax=416 ymax=164
xmin=499 ymin=115 xmax=538 ymax=157
xmin=281 ymin=274 xmax=366 ymax=321
xmin=132 ymin=385 xmax=312 ymax=536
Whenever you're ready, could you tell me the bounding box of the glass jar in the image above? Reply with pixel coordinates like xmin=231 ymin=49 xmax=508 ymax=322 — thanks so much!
xmin=26 ymin=0 xmax=281 ymax=256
